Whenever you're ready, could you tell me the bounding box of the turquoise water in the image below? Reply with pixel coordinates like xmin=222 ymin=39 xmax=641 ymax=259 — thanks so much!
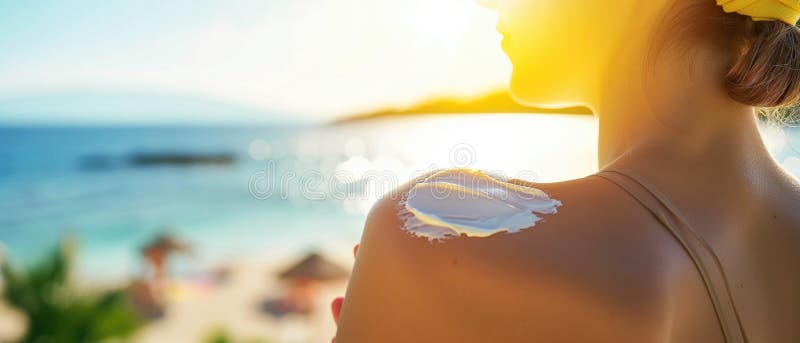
xmin=0 ymin=115 xmax=797 ymax=280
xmin=0 ymin=125 xmax=367 ymax=279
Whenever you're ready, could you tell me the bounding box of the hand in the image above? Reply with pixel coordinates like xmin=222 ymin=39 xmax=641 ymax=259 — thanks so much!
xmin=331 ymin=243 xmax=359 ymax=343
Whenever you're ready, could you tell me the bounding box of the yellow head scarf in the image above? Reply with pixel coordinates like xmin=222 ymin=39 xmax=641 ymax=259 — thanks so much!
xmin=717 ymin=0 xmax=800 ymax=25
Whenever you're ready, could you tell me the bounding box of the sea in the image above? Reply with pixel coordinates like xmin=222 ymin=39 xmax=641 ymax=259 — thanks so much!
xmin=0 ymin=115 xmax=797 ymax=281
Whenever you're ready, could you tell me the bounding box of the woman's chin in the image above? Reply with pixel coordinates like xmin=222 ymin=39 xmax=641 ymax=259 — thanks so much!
xmin=509 ymin=74 xmax=586 ymax=110
xmin=509 ymin=83 xmax=560 ymax=108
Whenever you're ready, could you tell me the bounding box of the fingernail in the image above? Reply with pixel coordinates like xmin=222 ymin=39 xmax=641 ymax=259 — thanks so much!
xmin=353 ymin=244 xmax=360 ymax=257
xmin=331 ymin=296 xmax=344 ymax=324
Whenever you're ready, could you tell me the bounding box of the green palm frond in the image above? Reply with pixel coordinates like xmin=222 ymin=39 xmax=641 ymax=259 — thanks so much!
xmin=1 ymin=239 xmax=143 ymax=343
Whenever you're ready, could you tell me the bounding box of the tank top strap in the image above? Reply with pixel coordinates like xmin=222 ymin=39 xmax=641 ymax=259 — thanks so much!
xmin=595 ymin=169 xmax=747 ymax=343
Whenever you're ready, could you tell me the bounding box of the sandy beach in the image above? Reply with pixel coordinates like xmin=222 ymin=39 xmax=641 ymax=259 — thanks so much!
xmin=1 ymin=255 xmax=350 ymax=343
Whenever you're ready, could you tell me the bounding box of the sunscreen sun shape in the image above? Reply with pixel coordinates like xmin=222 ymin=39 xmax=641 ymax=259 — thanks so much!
xmin=400 ymin=169 xmax=562 ymax=240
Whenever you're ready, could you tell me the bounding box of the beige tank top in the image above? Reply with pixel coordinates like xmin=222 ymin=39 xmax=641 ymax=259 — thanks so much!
xmin=595 ymin=169 xmax=748 ymax=343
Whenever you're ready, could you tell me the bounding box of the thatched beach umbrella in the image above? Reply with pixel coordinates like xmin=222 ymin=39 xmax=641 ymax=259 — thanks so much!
xmin=266 ymin=252 xmax=349 ymax=316
xmin=278 ymin=252 xmax=349 ymax=282
xmin=131 ymin=234 xmax=192 ymax=317
xmin=141 ymin=234 xmax=192 ymax=256
xmin=140 ymin=233 xmax=192 ymax=282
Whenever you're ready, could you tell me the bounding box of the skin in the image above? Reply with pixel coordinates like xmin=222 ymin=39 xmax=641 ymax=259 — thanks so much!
xmin=334 ymin=0 xmax=800 ymax=341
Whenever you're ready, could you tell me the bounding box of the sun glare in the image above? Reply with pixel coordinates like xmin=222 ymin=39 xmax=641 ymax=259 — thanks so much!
xmin=410 ymin=0 xmax=474 ymax=42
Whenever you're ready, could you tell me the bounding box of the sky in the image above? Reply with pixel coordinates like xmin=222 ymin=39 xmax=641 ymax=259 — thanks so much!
xmin=0 ymin=0 xmax=510 ymax=124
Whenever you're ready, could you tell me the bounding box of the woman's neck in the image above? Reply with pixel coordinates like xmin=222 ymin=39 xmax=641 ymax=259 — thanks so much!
xmin=591 ymin=23 xmax=780 ymax=191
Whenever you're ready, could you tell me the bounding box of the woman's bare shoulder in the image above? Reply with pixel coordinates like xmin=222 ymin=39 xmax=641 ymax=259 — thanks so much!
xmin=337 ymin=170 xmax=679 ymax=342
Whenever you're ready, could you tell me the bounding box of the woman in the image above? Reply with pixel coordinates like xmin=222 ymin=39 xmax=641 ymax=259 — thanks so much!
xmin=334 ymin=0 xmax=800 ymax=341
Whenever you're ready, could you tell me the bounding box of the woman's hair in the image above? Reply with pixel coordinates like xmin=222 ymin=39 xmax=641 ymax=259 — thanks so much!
xmin=726 ymin=20 xmax=800 ymax=108
xmin=656 ymin=0 xmax=800 ymax=109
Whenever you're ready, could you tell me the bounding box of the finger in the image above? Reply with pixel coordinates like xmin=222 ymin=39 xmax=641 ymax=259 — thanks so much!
xmin=353 ymin=244 xmax=359 ymax=258
xmin=331 ymin=296 xmax=344 ymax=324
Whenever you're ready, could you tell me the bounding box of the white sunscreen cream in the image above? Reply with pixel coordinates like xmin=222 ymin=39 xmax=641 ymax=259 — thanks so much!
xmin=399 ymin=169 xmax=562 ymax=240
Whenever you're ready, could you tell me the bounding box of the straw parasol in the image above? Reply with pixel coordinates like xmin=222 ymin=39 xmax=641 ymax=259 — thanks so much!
xmin=141 ymin=234 xmax=192 ymax=256
xmin=278 ymin=253 xmax=349 ymax=282
xmin=140 ymin=233 xmax=192 ymax=283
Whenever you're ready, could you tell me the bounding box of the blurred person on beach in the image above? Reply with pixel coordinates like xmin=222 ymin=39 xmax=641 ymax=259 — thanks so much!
xmin=332 ymin=0 xmax=800 ymax=342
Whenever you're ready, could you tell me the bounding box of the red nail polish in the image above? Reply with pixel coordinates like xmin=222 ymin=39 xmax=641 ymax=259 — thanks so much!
xmin=331 ymin=296 xmax=344 ymax=323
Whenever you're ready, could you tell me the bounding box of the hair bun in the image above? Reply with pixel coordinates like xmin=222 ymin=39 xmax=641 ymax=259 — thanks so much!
xmin=725 ymin=20 xmax=800 ymax=108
